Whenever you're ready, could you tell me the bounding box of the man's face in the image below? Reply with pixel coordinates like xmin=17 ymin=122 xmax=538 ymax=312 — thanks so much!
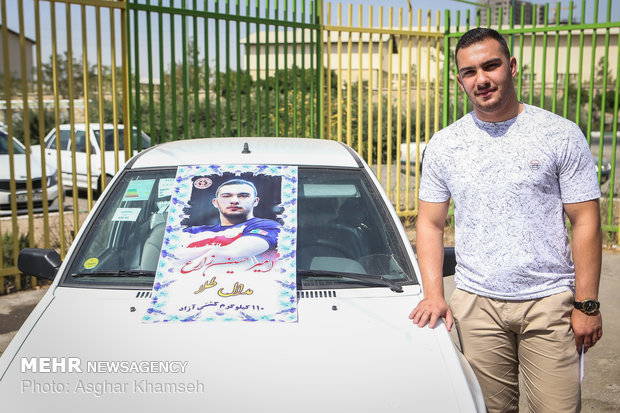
xmin=212 ymin=183 xmax=259 ymax=222
xmin=456 ymin=38 xmax=518 ymax=121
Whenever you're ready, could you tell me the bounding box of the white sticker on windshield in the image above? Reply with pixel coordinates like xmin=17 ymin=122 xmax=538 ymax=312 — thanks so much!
xmin=122 ymin=179 xmax=155 ymax=201
xmin=112 ymin=207 xmax=141 ymax=222
xmin=158 ymin=178 xmax=175 ymax=198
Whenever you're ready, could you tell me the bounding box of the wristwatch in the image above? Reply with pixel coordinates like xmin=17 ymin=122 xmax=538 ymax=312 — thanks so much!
xmin=574 ymin=299 xmax=600 ymax=315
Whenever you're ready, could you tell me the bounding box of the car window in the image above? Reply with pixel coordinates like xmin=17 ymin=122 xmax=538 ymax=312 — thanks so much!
xmin=0 ymin=132 xmax=26 ymax=154
xmin=45 ymin=132 xmax=56 ymax=149
xmin=60 ymin=167 xmax=416 ymax=289
xmin=49 ymin=130 xmax=72 ymax=151
xmin=62 ymin=169 xmax=175 ymax=288
xmin=48 ymin=130 xmax=89 ymax=152
xmin=74 ymin=131 xmax=91 ymax=153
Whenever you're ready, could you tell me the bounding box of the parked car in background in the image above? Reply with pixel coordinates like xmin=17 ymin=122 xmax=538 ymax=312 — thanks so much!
xmin=400 ymin=141 xmax=426 ymax=170
xmin=597 ymin=157 xmax=612 ymax=184
xmin=0 ymin=130 xmax=58 ymax=213
xmin=590 ymin=131 xmax=616 ymax=185
xmin=1 ymin=138 xmax=485 ymax=412
xmin=39 ymin=124 xmax=151 ymax=194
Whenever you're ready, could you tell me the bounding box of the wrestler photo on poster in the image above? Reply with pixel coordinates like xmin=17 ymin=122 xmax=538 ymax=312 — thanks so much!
xmin=143 ymin=165 xmax=298 ymax=322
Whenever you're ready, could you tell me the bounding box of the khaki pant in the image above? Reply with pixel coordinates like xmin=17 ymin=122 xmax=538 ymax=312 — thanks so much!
xmin=450 ymin=289 xmax=580 ymax=413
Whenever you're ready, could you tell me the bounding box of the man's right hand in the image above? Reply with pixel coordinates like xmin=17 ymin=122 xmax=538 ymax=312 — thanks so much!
xmin=408 ymin=297 xmax=453 ymax=331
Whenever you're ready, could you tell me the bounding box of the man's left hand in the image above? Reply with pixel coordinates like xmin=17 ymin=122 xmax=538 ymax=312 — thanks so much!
xmin=571 ymin=309 xmax=602 ymax=353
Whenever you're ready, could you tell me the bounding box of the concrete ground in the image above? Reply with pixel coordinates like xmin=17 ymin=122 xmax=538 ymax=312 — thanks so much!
xmin=1 ymin=252 xmax=619 ymax=411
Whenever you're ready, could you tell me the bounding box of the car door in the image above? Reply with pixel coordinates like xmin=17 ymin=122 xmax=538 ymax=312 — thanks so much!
xmin=73 ymin=128 xmax=101 ymax=189
xmin=45 ymin=129 xmax=73 ymax=185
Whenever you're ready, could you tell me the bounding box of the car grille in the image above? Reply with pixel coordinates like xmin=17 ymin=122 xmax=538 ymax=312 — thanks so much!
xmin=297 ymin=290 xmax=337 ymax=298
xmin=137 ymin=291 xmax=338 ymax=299
xmin=0 ymin=178 xmax=43 ymax=191
xmin=0 ymin=199 xmax=48 ymax=210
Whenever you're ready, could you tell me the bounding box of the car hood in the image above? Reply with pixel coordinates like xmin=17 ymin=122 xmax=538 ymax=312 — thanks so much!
xmin=0 ymin=286 xmax=482 ymax=412
xmin=0 ymin=154 xmax=54 ymax=181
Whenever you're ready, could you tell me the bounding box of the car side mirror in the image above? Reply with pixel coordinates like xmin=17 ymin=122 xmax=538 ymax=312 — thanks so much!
xmin=443 ymin=247 xmax=456 ymax=277
xmin=18 ymin=248 xmax=62 ymax=281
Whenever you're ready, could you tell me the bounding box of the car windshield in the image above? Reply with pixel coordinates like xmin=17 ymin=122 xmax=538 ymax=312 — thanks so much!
xmin=0 ymin=132 xmax=26 ymax=155
xmin=93 ymin=128 xmax=151 ymax=151
xmin=61 ymin=167 xmax=416 ymax=289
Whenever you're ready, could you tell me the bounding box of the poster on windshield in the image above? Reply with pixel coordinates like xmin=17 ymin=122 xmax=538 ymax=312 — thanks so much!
xmin=143 ymin=165 xmax=298 ymax=323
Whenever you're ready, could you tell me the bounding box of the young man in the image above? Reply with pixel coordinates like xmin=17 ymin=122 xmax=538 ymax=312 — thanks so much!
xmin=408 ymin=28 xmax=602 ymax=412
xmin=179 ymin=179 xmax=281 ymax=264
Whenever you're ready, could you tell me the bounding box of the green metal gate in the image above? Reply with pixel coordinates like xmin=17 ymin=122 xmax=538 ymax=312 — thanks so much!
xmin=125 ymin=0 xmax=323 ymax=144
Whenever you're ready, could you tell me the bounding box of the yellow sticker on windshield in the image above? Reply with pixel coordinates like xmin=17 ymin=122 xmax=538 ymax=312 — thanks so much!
xmin=84 ymin=257 xmax=99 ymax=269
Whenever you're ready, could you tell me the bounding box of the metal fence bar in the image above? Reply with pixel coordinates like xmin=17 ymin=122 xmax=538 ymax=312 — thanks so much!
xmin=66 ymin=3 xmax=81 ymax=234
xmin=111 ymin=5 xmax=121 ymax=174
xmin=224 ymin=0 xmax=231 ymax=137
xmin=356 ymin=4 xmax=362 ymax=153
xmin=596 ymin=1 xmax=611 ymax=186
xmin=17 ymin=0 xmax=35 ymax=255
xmin=366 ymin=6 xmax=373 ymax=166
xmin=562 ymin=2 xmax=574 ymax=119
xmin=515 ymin=4 xmax=524 ymax=100
xmin=95 ymin=5 xmax=106 ymax=201
xmin=34 ymin=0 xmax=51 ymax=250
xmin=394 ymin=8 xmax=403 ymax=213
xmin=0 ymin=0 xmax=16 ymax=289
xmin=550 ymin=3 xmax=560 ymax=114
xmin=585 ymin=0 xmax=598 ymax=145
xmin=300 ymin=0 xmax=306 ymax=137
xmin=147 ymin=0 xmax=156 ymax=143
xmin=336 ymin=3 xmax=342 ymax=143
xmin=610 ymin=17 xmax=620 ymax=237
xmin=50 ymin=2 xmax=67 ymax=258
xmin=346 ymin=4 xmax=352 ymax=148
xmin=81 ymin=4 xmax=93 ymax=209
xmin=539 ymin=5 xmax=549 ymax=109
xmin=404 ymin=11 xmax=413 ymax=214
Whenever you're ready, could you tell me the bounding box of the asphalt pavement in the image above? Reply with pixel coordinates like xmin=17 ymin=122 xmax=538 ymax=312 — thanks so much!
xmin=1 ymin=251 xmax=619 ymax=411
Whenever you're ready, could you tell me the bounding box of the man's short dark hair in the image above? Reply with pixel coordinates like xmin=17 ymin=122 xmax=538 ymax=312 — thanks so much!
xmin=216 ymin=179 xmax=258 ymax=197
xmin=455 ymin=28 xmax=511 ymax=68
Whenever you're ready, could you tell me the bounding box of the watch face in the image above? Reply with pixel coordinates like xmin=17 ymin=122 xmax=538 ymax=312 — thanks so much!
xmin=583 ymin=300 xmax=599 ymax=313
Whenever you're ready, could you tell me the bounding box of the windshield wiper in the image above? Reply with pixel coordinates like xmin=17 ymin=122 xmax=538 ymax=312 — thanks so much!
xmin=297 ymin=269 xmax=403 ymax=293
xmin=71 ymin=270 xmax=156 ymax=278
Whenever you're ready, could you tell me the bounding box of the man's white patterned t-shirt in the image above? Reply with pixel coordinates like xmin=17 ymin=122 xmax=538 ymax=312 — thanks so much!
xmin=419 ymin=104 xmax=601 ymax=300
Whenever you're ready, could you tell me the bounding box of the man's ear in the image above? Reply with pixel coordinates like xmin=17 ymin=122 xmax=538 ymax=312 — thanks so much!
xmin=212 ymin=198 xmax=218 ymax=208
xmin=510 ymin=56 xmax=518 ymax=78
xmin=456 ymin=74 xmax=465 ymax=92
xmin=253 ymin=197 xmax=260 ymax=207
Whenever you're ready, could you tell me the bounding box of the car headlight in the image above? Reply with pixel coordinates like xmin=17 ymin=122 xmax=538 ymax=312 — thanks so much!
xmin=47 ymin=172 xmax=58 ymax=187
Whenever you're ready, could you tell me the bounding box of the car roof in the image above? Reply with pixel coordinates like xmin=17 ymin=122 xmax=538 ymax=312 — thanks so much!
xmin=129 ymin=137 xmax=361 ymax=168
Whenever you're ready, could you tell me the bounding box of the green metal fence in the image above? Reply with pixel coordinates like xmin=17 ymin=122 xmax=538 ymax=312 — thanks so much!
xmin=125 ymin=0 xmax=322 ymax=145
xmin=0 ymin=0 xmax=619 ymax=293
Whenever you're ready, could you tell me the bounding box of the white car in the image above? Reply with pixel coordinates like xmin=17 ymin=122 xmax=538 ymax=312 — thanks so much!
xmin=0 ymin=130 xmax=59 ymax=213
xmin=400 ymin=141 xmax=427 ymax=168
xmin=0 ymin=138 xmax=485 ymax=412
xmin=39 ymin=123 xmax=151 ymax=194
